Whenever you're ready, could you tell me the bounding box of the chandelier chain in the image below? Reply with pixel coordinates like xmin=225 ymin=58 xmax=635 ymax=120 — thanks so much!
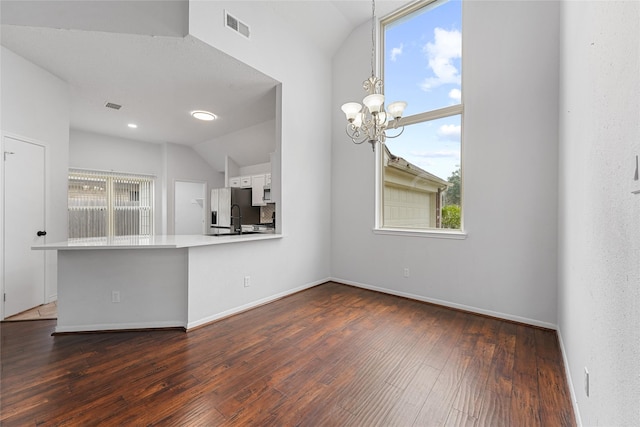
xmin=340 ymin=0 xmax=407 ymax=151
xmin=370 ymin=0 xmax=376 ymax=78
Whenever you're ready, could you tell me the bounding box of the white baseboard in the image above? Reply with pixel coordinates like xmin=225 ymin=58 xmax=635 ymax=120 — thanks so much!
xmin=331 ymin=277 xmax=558 ymax=330
xmin=556 ymin=328 xmax=583 ymax=426
xmin=186 ymin=277 xmax=329 ymax=330
xmin=55 ymin=320 xmax=185 ymax=333
xmin=53 ymin=278 xmax=330 ymax=333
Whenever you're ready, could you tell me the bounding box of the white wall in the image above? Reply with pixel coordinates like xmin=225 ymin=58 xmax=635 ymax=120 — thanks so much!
xmin=194 ymin=119 xmax=276 ymax=173
xmin=558 ymin=1 xmax=640 ymax=425
xmin=187 ymin=1 xmax=332 ymax=303
xmin=70 ymin=129 xmax=162 ymax=174
xmin=0 ymin=46 xmax=70 ymax=308
xmin=331 ymin=1 xmax=560 ymax=327
xmin=57 ymin=249 xmax=188 ymax=332
xmin=239 ymin=162 xmax=270 ymax=177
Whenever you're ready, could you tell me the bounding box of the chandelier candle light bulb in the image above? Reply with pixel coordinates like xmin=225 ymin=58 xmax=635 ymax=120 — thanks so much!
xmin=363 ymin=94 xmax=385 ymax=114
xmin=387 ymin=101 xmax=408 ymax=119
xmin=341 ymin=103 xmax=362 ymax=122
xmin=340 ymin=0 xmax=407 ymax=150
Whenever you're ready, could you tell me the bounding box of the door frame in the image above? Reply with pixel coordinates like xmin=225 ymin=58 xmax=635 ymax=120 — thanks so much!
xmin=1 ymin=132 xmax=48 ymax=320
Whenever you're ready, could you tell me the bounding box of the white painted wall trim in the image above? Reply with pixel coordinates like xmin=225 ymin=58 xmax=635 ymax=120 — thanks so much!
xmin=373 ymin=228 xmax=467 ymax=240
xmin=332 ymin=277 xmax=558 ymax=330
xmin=55 ymin=320 xmax=186 ymax=334
xmin=557 ymin=327 xmax=583 ymax=427
xmin=186 ymin=277 xmax=330 ymax=330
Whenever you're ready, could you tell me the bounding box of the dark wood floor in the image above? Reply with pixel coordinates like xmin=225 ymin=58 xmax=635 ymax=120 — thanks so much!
xmin=1 ymin=282 xmax=575 ymax=426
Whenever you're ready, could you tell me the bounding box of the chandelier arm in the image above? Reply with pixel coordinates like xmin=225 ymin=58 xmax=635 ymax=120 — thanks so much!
xmin=383 ymin=125 xmax=405 ymax=140
xmin=354 ymin=139 xmax=369 ymax=145
xmin=345 ymin=125 xmax=371 ymax=145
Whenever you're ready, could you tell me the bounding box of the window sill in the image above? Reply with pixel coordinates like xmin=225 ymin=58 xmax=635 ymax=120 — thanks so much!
xmin=373 ymin=227 xmax=467 ymax=240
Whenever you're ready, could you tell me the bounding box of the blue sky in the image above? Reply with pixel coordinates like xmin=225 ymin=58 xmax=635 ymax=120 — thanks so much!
xmin=383 ymin=0 xmax=462 ymax=181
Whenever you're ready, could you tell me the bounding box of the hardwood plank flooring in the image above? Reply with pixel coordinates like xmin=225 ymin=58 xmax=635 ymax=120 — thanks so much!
xmin=0 ymin=282 xmax=576 ymax=426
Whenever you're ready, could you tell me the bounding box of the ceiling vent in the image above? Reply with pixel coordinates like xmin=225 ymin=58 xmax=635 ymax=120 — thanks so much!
xmin=105 ymin=102 xmax=122 ymax=110
xmin=225 ymin=10 xmax=250 ymax=39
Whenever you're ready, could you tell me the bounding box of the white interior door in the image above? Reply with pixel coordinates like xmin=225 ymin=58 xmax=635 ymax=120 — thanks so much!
xmin=3 ymin=136 xmax=46 ymax=317
xmin=174 ymin=181 xmax=206 ymax=235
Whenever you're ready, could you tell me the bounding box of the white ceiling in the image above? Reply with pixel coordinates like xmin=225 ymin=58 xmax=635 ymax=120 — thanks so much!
xmin=0 ymin=1 xmax=410 ymax=156
xmin=1 ymin=25 xmax=278 ymax=146
xmin=269 ymin=1 xmax=410 ymax=56
xmin=0 ymin=0 xmax=190 ymax=38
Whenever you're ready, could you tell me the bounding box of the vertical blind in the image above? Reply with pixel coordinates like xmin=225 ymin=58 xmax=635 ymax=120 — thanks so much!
xmin=68 ymin=169 xmax=154 ymax=238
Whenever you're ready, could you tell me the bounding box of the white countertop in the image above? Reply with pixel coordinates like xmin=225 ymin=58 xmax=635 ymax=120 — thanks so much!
xmin=32 ymin=233 xmax=281 ymax=250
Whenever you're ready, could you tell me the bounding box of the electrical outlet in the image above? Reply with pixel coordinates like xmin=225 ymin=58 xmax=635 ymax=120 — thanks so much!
xmin=584 ymin=367 xmax=590 ymax=397
xmin=244 ymin=276 xmax=251 ymax=287
xmin=111 ymin=291 xmax=120 ymax=303
xmin=403 ymin=268 xmax=410 ymax=278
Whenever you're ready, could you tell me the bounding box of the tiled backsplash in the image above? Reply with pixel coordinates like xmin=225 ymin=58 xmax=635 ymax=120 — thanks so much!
xmin=260 ymin=204 xmax=276 ymax=224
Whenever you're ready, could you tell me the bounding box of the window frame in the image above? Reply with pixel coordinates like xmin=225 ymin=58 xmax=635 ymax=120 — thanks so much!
xmin=375 ymin=0 xmax=466 ymax=239
xmin=68 ymin=169 xmax=155 ymax=238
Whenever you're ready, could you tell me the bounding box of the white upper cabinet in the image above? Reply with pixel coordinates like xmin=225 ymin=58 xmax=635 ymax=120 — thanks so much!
xmin=229 ymin=177 xmax=241 ymax=188
xmin=240 ymin=176 xmax=252 ymax=188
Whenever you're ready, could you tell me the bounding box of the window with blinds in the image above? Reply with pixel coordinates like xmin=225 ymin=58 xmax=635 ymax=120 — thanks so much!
xmin=68 ymin=169 xmax=154 ymax=238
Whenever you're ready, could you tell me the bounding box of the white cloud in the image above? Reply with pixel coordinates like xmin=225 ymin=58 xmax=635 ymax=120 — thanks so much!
xmin=448 ymin=88 xmax=462 ymax=103
xmin=437 ymin=124 xmax=461 ymax=140
xmin=390 ymin=43 xmax=404 ymax=62
xmin=420 ymin=28 xmax=462 ymax=91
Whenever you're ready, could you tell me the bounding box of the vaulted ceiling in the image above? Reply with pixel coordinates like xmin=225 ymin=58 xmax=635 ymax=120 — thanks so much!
xmin=1 ymin=1 xmax=409 ymax=161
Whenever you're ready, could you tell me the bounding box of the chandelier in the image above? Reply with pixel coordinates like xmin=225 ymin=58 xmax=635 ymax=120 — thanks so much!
xmin=340 ymin=0 xmax=407 ymax=151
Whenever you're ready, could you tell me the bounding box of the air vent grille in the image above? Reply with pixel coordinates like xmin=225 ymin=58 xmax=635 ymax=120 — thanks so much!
xmin=105 ymin=102 xmax=122 ymax=110
xmin=226 ymin=13 xmax=238 ymax=31
xmin=225 ymin=10 xmax=250 ymax=39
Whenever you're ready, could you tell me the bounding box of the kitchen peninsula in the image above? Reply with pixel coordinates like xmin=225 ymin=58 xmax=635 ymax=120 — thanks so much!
xmin=33 ymin=233 xmax=281 ymax=333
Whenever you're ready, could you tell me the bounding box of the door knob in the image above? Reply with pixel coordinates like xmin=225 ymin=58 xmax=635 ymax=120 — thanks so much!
xmin=37 ymin=231 xmax=47 ymax=237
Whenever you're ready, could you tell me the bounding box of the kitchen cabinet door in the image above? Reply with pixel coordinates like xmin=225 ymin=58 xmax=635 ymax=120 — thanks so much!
xmin=251 ymin=174 xmax=266 ymax=206
xmin=240 ymin=176 xmax=252 ymax=188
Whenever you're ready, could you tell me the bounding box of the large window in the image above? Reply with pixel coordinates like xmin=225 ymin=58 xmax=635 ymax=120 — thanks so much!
xmin=379 ymin=0 xmax=463 ymax=233
xmin=68 ymin=169 xmax=154 ymax=238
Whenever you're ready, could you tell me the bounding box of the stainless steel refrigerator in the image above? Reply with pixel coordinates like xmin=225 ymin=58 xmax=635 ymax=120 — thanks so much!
xmin=210 ymin=187 xmax=260 ymax=233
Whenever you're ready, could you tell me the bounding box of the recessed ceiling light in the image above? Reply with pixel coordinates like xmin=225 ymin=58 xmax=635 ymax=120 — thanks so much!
xmin=191 ymin=110 xmax=217 ymax=121
xmin=128 ymin=123 xmax=138 ymax=129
